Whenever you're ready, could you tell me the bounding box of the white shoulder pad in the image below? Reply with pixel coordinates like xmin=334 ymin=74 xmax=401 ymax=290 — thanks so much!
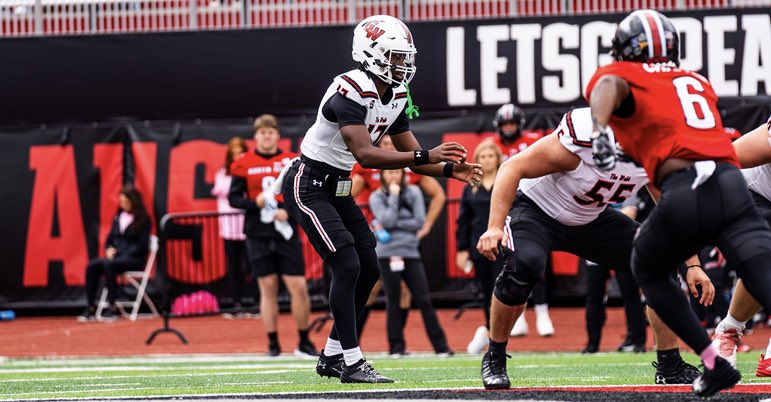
xmin=333 ymin=69 xmax=379 ymax=106
xmin=556 ymin=108 xmax=594 ymax=164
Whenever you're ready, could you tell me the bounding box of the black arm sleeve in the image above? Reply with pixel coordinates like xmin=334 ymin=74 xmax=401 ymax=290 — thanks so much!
xmin=228 ymin=176 xmax=259 ymax=212
xmin=387 ymin=106 xmax=410 ymax=135
xmin=321 ymin=93 xmax=368 ymax=128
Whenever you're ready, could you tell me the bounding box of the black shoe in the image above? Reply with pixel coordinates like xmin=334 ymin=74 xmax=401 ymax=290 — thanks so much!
xmin=481 ymin=350 xmax=511 ymax=390
xmin=76 ymin=308 xmax=95 ymax=323
xmin=617 ymin=340 xmax=646 ymax=353
xmin=98 ymin=307 xmax=118 ymax=322
xmin=316 ymin=350 xmax=344 ymax=379
xmin=692 ymin=356 xmax=741 ymax=397
xmin=582 ymin=344 xmax=599 ymax=354
xmin=653 ymin=360 xmax=701 ymax=384
xmin=295 ymin=340 xmax=319 ymax=357
xmin=340 ymin=358 xmax=394 ymax=383
xmin=268 ymin=342 xmax=281 ymax=357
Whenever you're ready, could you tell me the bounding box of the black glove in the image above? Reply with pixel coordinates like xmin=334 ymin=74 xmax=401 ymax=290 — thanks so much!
xmin=591 ymin=126 xmax=617 ymax=171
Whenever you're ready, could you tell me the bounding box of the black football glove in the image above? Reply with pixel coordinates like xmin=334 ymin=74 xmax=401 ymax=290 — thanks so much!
xmin=591 ymin=126 xmax=617 ymax=171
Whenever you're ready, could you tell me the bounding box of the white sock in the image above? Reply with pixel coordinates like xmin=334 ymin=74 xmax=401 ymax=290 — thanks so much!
xmin=323 ymin=338 xmax=343 ymax=356
xmin=534 ymin=304 xmax=549 ymax=316
xmin=765 ymin=337 xmax=771 ymax=358
xmin=716 ymin=313 xmax=747 ymax=334
xmin=343 ymin=347 xmax=364 ymax=366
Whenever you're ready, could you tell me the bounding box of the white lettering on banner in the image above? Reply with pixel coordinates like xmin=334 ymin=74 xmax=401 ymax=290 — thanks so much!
xmin=740 ymin=14 xmax=771 ymax=96
xmin=704 ymin=15 xmax=738 ymax=97
xmin=446 ymin=27 xmax=476 ymax=106
xmin=510 ymin=24 xmax=541 ymax=104
xmin=580 ymin=21 xmax=615 ymax=98
xmin=671 ymin=17 xmax=703 ymax=71
xmin=542 ymin=23 xmax=580 ymax=103
xmin=478 ymin=25 xmax=511 ymax=105
xmin=450 ymin=13 xmax=768 ymax=107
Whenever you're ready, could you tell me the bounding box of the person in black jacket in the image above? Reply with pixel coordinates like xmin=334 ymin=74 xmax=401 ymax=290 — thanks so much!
xmin=78 ymin=185 xmax=151 ymax=322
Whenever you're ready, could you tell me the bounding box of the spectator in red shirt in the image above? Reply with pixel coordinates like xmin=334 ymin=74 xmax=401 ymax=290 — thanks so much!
xmin=229 ymin=115 xmax=317 ymax=357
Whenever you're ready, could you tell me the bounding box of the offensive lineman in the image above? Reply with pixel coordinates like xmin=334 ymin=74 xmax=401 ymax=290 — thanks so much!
xmin=476 ymin=107 xmax=712 ymax=389
xmin=277 ymin=15 xmax=481 ymax=383
xmin=587 ymin=9 xmax=771 ymax=396
xmin=710 ymin=114 xmax=771 ymax=377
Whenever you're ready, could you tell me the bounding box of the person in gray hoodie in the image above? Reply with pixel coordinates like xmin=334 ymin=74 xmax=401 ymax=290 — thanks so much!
xmin=369 ymin=168 xmax=452 ymax=356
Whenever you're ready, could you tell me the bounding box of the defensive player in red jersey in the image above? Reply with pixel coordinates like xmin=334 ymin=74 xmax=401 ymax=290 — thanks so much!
xmin=586 ymin=10 xmax=771 ymax=397
xmin=229 ymin=114 xmax=317 ymax=358
xmin=490 ymin=104 xmax=543 ymax=161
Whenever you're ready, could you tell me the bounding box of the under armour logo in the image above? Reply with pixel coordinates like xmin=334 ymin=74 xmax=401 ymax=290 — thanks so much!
xmin=416 ymin=151 xmax=422 ymax=158
xmin=313 ymin=180 xmax=323 ymax=187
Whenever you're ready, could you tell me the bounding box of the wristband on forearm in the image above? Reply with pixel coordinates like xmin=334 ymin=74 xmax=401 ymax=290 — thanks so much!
xmin=443 ymin=162 xmax=454 ymax=178
xmin=414 ymin=149 xmax=430 ymax=166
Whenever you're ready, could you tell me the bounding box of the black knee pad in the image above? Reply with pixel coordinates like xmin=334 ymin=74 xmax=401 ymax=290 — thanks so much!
xmin=494 ymin=270 xmax=539 ymax=306
xmin=355 ymin=231 xmax=377 ymax=250
xmin=328 ymin=245 xmax=361 ymax=279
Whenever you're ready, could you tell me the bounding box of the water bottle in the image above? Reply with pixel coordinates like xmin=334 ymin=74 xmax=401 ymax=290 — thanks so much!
xmin=0 ymin=310 xmax=15 ymax=321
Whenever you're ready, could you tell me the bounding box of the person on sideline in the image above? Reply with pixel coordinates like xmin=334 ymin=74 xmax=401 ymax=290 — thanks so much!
xmin=229 ymin=114 xmax=317 ymax=357
xmin=212 ymin=137 xmax=249 ymax=309
xmin=78 ymin=185 xmax=151 ymax=322
xmin=370 ymin=168 xmax=453 ymax=357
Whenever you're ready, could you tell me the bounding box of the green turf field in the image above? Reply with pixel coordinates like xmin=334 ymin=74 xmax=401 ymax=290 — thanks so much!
xmin=0 ymin=352 xmax=768 ymax=400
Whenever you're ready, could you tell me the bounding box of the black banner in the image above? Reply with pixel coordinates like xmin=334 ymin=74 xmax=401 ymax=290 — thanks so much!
xmin=0 ymin=8 xmax=767 ymax=124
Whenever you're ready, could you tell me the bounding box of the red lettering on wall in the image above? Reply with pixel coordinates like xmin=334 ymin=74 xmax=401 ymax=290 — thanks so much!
xmin=24 ymin=145 xmax=88 ymax=286
xmin=132 ymin=142 xmax=158 ymax=233
xmin=93 ymin=144 xmax=123 ymax=257
xmin=167 ymin=140 xmax=226 ymax=284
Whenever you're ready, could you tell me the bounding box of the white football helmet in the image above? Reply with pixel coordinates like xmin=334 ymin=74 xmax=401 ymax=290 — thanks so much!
xmin=352 ymin=15 xmax=417 ymax=87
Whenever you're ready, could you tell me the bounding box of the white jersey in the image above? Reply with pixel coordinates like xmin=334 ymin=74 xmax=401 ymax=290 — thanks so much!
xmin=742 ymin=113 xmax=771 ymax=201
xmin=301 ymin=69 xmax=409 ymax=171
xmin=519 ymin=107 xmax=649 ymax=226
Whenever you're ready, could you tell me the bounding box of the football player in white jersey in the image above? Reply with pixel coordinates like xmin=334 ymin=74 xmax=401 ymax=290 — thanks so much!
xmin=475 ymin=107 xmax=714 ymax=389
xmin=710 ymin=114 xmax=771 ymax=377
xmin=278 ymin=15 xmax=481 ymax=383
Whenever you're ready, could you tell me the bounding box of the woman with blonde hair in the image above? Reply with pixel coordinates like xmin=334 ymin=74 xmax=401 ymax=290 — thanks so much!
xmin=456 ymin=140 xmax=504 ymax=353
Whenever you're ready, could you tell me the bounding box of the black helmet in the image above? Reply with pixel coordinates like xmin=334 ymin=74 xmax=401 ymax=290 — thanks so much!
xmin=611 ymin=9 xmax=679 ymax=66
xmin=493 ymin=104 xmax=525 ymax=141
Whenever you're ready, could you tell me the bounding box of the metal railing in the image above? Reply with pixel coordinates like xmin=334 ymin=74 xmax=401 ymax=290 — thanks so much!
xmin=1 ymin=0 xmax=766 ymax=37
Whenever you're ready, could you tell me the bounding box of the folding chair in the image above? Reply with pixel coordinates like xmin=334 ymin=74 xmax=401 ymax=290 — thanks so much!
xmin=96 ymin=235 xmax=160 ymax=321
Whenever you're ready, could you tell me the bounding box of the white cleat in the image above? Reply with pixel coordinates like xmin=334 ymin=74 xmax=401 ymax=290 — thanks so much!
xmin=536 ymin=313 xmax=555 ymax=337
xmin=467 ymin=325 xmax=489 ymax=354
xmin=711 ymin=327 xmax=740 ymax=368
xmin=510 ymin=313 xmax=528 ymax=337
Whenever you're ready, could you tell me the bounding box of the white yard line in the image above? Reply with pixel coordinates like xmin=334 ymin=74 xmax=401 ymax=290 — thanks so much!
xmin=0 ymin=364 xmax=311 ymax=374
xmin=0 ymin=370 xmax=295 ymax=383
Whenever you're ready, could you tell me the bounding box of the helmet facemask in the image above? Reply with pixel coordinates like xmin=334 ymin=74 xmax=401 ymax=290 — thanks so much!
xmin=371 ymin=48 xmax=416 ymax=87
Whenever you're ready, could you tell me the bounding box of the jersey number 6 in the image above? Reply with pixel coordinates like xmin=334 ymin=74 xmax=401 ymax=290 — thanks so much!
xmin=672 ymin=76 xmax=717 ymax=130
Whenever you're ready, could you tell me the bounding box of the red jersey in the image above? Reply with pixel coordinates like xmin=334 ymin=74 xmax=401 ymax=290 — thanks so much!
xmin=351 ymin=164 xmax=421 ymax=205
xmin=585 ymin=62 xmax=739 ymax=184
xmin=230 ymin=149 xmax=297 ymax=203
xmin=491 ymin=131 xmax=543 ymax=161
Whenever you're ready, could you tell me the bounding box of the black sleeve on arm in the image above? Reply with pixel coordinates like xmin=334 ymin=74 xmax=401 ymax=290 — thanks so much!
xmin=322 ymin=93 xmax=368 ymax=128
xmin=228 ymin=176 xmax=258 ymax=212
xmin=387 ymin=106 xmax=410 ymax=135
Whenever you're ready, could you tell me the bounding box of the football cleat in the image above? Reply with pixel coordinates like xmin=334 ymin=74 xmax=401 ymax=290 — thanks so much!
xmin=340 ymin=358 xmax=393 ymax=383
xmin=294 ymin=340 xmax=319 ymax=358
xmin=510 ymin=314 xmax=528 ymax=337
xmin=535 ymin=313 xmax=555 ymax=337
xmin=652 ymin=360 xmax=701 ymax=384
xmin=467 ymin=326 xmax=489 ymax=355
xmin=316 ymin=350 xmax=344 ymax=379
xmin=692 ymin=357 xmax=741 ymax=398
xmin=757 ymin=354 xmax=771 ymax=377
xmin=711 ymin=328 xmax=740 ymax=367
xmin=267 ymin=341 xmax=281 ymax=357
xmin=481 ymin=350 xmax=511 ymax=390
